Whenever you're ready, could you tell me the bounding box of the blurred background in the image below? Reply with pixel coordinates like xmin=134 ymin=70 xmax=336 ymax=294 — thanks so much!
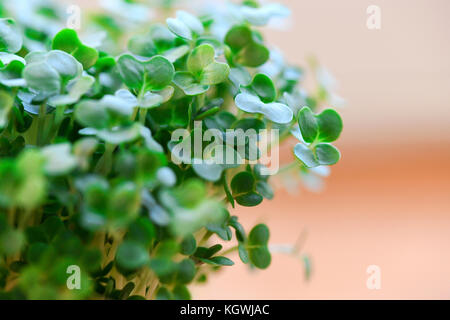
xmin=60 ymin=0 xmax=450 ymax=298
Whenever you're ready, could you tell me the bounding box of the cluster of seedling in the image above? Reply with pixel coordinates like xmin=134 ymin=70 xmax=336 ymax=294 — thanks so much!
xmin=0 ymin=0 xmax=342 ymax=299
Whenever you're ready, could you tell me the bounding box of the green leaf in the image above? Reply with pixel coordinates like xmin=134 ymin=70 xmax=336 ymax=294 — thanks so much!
xmin=235 ymin=192 xmax=263 ymax=207
xmin=166 ymin=11 xmax=204 ymax=40
xmin=222 ymin=175 xmax=235 ymax=208
xmin=52 ymin=29 xmax=99 ymax=69
xmin=173 ymin=72 xmax=209 ymax=96
xmin=23 ymin=51 xmax=82 ymax=97
xmin=294 ymin=143 xmax=341 ymax=167
xmin=176 ymin=259 xmax=196 ymax=284
xmin=315 ymin=143 xmax=341 ymax=165
xmin=156 ymin=287 xmax=173 ymax=300
xmin=225 ymin=25 xmax=252 ymax=52
xmin=117 ymin=54 xmax=174 ymax=91
xmin=206 ymin=209 xmax=232 ymax=241
xmin=42 ymin=51 xmax=83 ymax=81
xmin=317 ymin=109 xmax=343 ymax=142
xmin=49 ymin=75 xmax=95 ymax=106
xmin=236 ymin=42 xmax=269 ymax=68
xmin=23 ymin=61 xmax=61 ymax=96
xmin=167 ymin=18 xmax=192 ymax=40
xmin=238 ymin=243 xmax=249 ymax=264
xmin=248 ymin=224 xmax=271 ymax=269
xmin=209 ymin=256 xmax=234 ymax=266
xmin=293 ymin=143 xmax=319 ymax=168
xmin=249 ymin=224 xmax=270 ymax=244
xmin=298 ymin=107 xmax=343 ymax=143
xmin=256 ymin=181 xmax=274 ymax=200
xmin=235 ymin=91 xmax=293 ymax=124
xmin=231 ymin=171 xmax=255 ymax=195
xmin=0 ymin=54 xmax=25 ymax=87
xmin=248 ymin=73 xmax=276 ymax=103
xmin=172 ymin=285 xmax=191 ymax=300
xmin=115 ymin=241 xmax=150 ymax=271
xmin=187 ymin=44 xmax=229 ymax=85
xmin=127 ymin=217 xmax=156 ymax=246
xmin=0 ymin=18 xmax=22 ymax=53
xmin=180 ymin=235 xmax=197 ymax=256
xmin=225 ymin=25 xmax=269 ymax=67
xmin=248 ymin=246 xmax=271 ymax=269
xmin=228 ymin=216 xmax=246 ymax=242
xmin=298 ymin=107 xmax=319 ymax=143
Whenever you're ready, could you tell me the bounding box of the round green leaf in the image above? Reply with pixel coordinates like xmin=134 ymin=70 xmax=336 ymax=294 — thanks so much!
xmin=117 ymin=54 xmax=174 ymax=91
xmin=115 ymin=241 xmax=149 ymax=271
xmin=200 ymin=61 xmax=229 ymax=85
xmin=236 ymin=42 xmax=269 ymax=67
xmin=176 ymin=259 xmax=196 ymax=284
xmin=23 ymin=61 xmax=61 ymax=96
xmin=231 ymin=171 xmax=255 ymax=195
xmin=156 ymin=287 xmax=173 ymax=300
xmin=45 ymin=50 xmax=83 ymax=81
xmin=317 ymin=109 xmax=343 ymax=142
xmin=249 ymin=224 xmax=270 ymax=245
xmin=248 ymin=246 xmax=271 ymax=269
xmin=116 ymin=54 xmax=144 ymax=89
xmin=127 ymin=217 xmax=156 ymax=246
xmin=249 ymin=73 xmax=276 ymax=103
xmin=144 ymin=55 xmax=175 ymax=91
xmin=315 ymin=143 xmax=341 ymax=165
xmin=225 ymin=25 xmax=252 ymax=52
xmin=52 ymin=29 xmax=99 ymax=69
xmin=248 ymin=224 xmax=271 ymax=269
xmin=51 ymin=29 xmax=80 ymax=55
xmin=172 ymin=285 xmax=191 ymax=300
xmin=298 ymin=106 xmax=319 ymax=143
xmin=180 ymin=235 xmax=197 ymax=256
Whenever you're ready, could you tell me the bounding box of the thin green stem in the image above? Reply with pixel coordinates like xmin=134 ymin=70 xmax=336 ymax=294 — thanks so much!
xmin=36 ymin=103 xmax=46 ymax=146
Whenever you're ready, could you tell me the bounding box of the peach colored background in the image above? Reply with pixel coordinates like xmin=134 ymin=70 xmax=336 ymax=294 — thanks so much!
xmin=69 ymin=0 xmax=450 ymax=299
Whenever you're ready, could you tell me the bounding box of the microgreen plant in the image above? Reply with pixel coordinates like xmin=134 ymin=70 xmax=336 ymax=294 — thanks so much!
xmin=0 ymin=0 xmax=343 ymax=300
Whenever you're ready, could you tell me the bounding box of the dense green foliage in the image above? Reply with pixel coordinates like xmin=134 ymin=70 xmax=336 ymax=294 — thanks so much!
xmin=0 ymin=0 xmax=342 ymax=299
